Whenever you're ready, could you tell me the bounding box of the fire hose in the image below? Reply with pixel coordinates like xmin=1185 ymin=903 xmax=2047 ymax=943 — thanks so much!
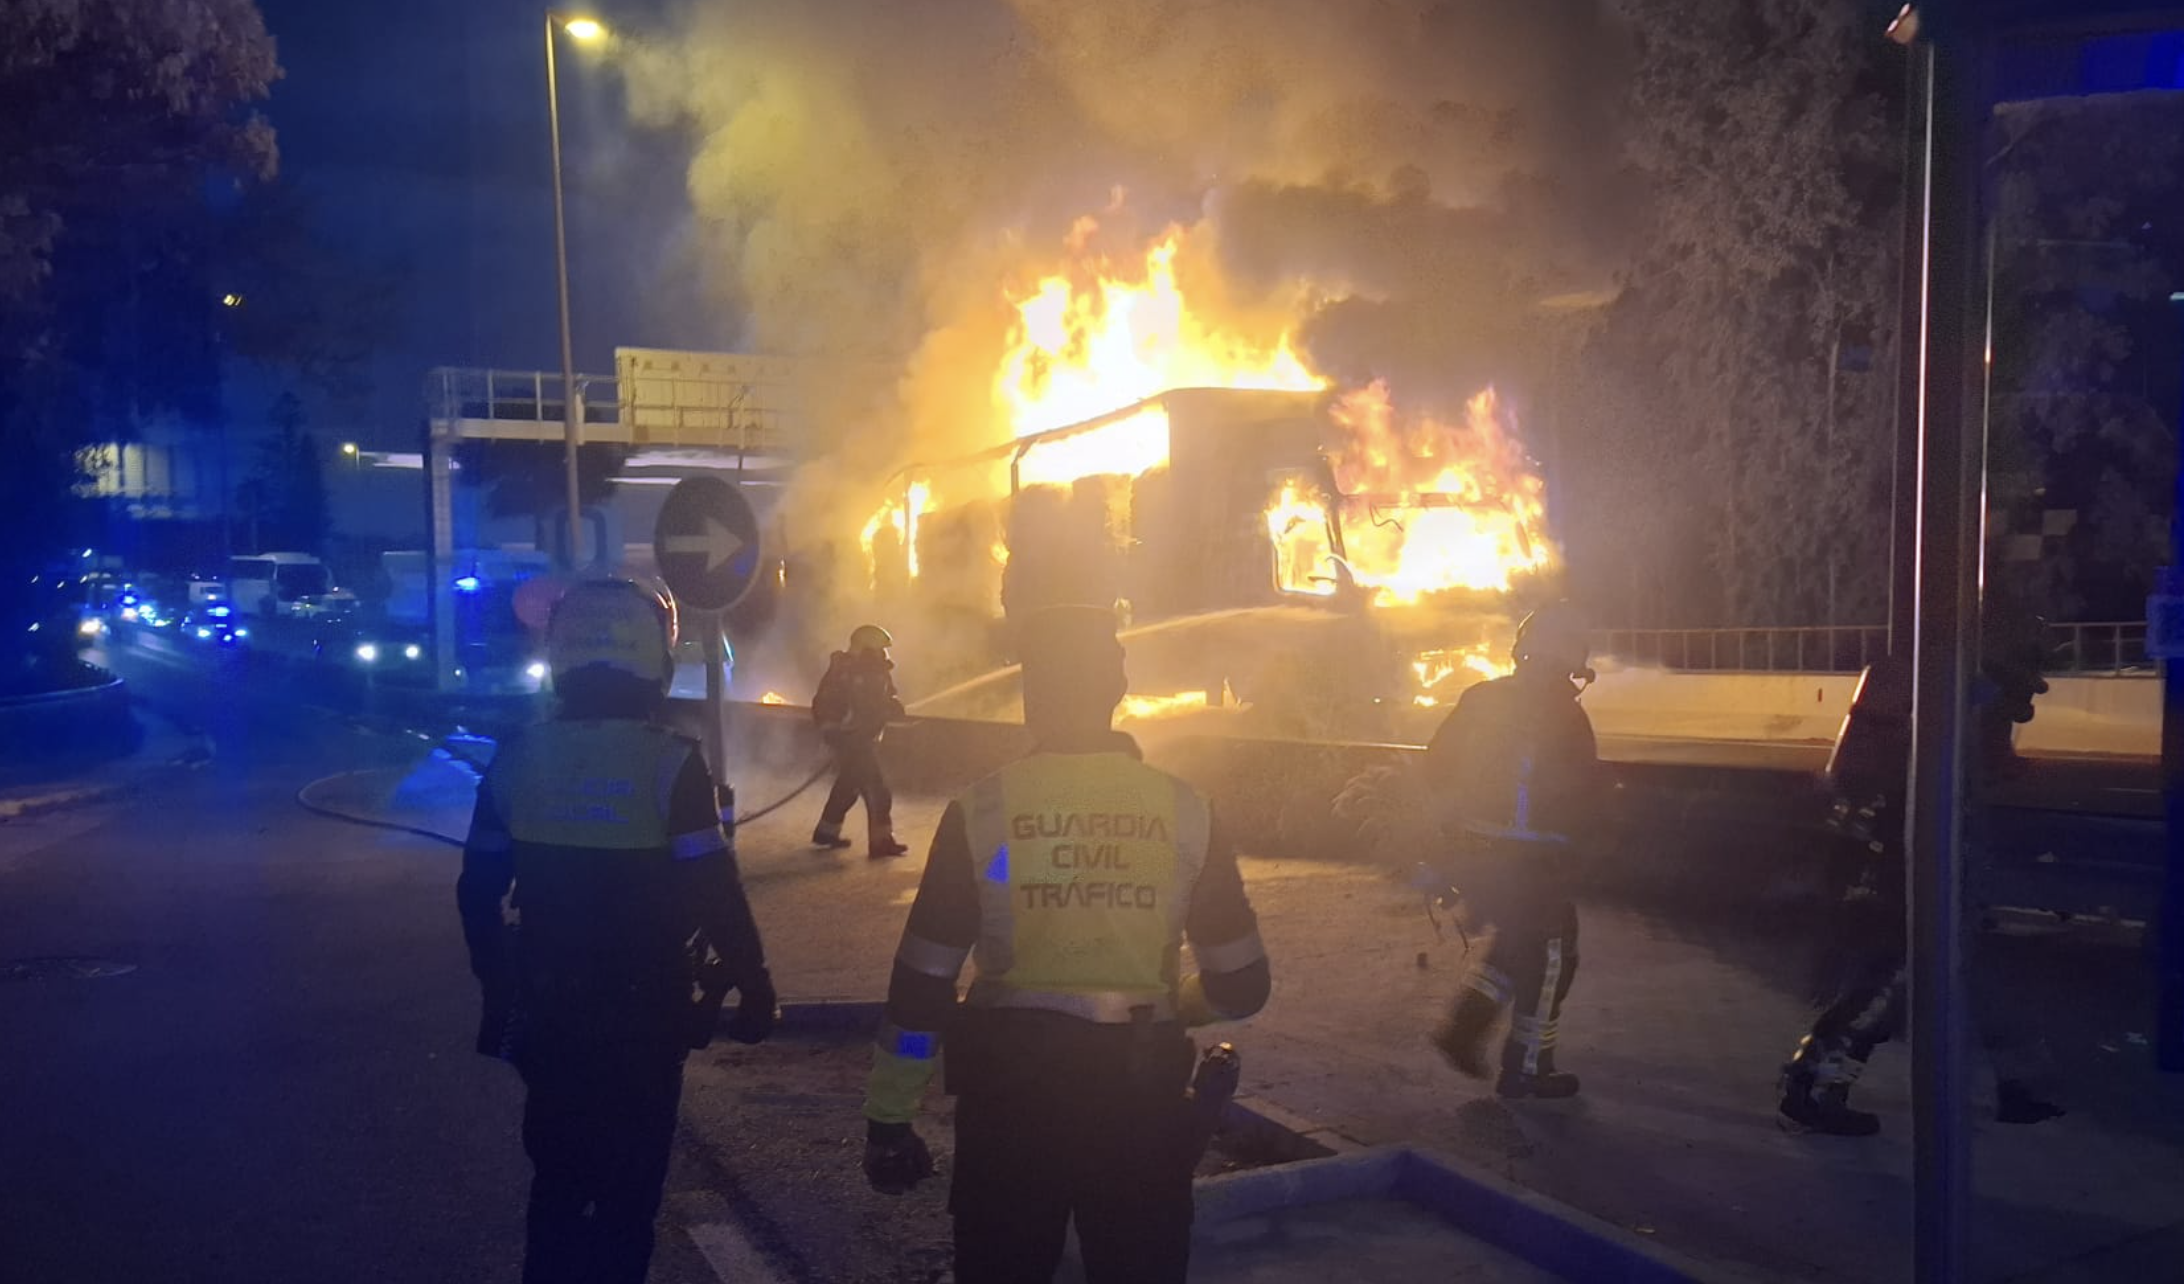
xmin=298 ymin=700 xmax=944 ymax=846
xmin=296 ymin=755 xmax=835 ymax=849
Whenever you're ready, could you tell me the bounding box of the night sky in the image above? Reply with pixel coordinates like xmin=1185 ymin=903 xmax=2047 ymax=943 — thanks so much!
xmin=241 ymin=0 xmax=728 ymax=459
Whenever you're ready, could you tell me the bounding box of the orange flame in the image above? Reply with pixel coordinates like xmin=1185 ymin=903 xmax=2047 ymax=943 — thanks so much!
xmin=758 ymin=691 xmax=790 ymax=706
xmin=1118 ymin=690 xmax=1210 ymax=721
xmin=995 ymin=217 xmax=1323 ymax=450
xmin=858 ymin=214 xmax=1554 ymax=611
xmin=1408 ymin=646 xmax=1508 ymax=707
xmin=1270 ymin=383 xmax=1555 ymax=606
xmin=860 ymin=480 xmax=934 ymax=581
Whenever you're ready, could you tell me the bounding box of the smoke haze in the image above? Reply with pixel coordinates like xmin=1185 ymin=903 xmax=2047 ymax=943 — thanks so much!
xmin=619 ymin=0 xmax=1629 ymax=520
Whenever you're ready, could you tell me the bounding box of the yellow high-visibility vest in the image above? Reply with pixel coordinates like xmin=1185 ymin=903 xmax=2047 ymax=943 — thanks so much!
xmin=489 ymin=721 xmax=688 ymax=850
xmin=958 ymin=751 xmax=1211 ymax=1021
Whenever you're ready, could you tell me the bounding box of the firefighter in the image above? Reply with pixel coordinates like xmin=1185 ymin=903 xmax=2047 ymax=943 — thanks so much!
xmin=1427 ymin=601 xmax=1603 ymax=1098
xmin=1778 ymin=655 xmax=2065 ymax=1136
xmin=458 ymin=578 xmax=777 ymax=1284
xmin=858 ymin=603 xmax=1270 ymax=1284
xmin=810 ymin=623 xmax=910 ymax=857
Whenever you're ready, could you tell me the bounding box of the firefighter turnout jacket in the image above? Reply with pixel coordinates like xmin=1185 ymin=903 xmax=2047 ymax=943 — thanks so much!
xmin=458 ymin=720 xmax=768 ymax=1051
xmin=1422 ymin=670 xmax=1600 ymax=847
xmin=864 ymin=731 xmax=1270 ymax=1124
xmin=812 ymin=649 xmax=905 ymax=742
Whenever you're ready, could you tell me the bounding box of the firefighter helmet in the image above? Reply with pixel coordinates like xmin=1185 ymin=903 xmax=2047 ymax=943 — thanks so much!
xmin=848 ymin=624 xmax=893 ymax=655
xmin=547 ymin=577 xmax=678 ymax=688
xmin=1511 ymin=601 xmax=1591 ymax=678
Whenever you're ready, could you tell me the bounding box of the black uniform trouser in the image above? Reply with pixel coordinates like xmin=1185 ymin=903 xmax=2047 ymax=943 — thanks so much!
xmin=519 ymin=1043 xmax=686 ymax=1284
xmin=819 ymin=735 xmax=891 ymax=828
xmin=1795 ymin=904 xmax=2044 ymax=1089
xmin=1448 ymin=850 xmax=1581 ymax=1075
xmin=948 ymin=1013 xmax=1197 ymax=1284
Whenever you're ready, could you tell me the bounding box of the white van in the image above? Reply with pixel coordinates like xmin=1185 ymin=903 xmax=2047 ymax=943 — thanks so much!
xmin=228 ymin=553 xmax=353 ymax=618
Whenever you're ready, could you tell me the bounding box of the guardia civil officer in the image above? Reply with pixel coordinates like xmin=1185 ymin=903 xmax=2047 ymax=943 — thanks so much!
xmin=859 ymin=603 xmax=1270 ymax=1284
xmin=459 ymin=578 xmax=776 ymax=1284
xmin=1427 ymin=602 xmax=1603 ymax=1097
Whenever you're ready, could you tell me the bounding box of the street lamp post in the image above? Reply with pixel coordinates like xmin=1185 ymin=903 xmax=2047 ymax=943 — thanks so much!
xmin=545 ymin=12 xmax=606 ymax=571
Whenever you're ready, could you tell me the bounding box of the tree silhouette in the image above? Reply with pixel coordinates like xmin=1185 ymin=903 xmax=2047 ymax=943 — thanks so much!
xmin=237 ymin=392 xmax=330 ymax=554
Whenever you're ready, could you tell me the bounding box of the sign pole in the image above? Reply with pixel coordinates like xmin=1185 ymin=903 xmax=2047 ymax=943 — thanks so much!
xmin=701 ymin=609 xmax=730 ymax=801
xmin=2162 ymin=296 xmax=2184 ymax=1071
xmin=652 ymin=474 xmax=765 ymax=833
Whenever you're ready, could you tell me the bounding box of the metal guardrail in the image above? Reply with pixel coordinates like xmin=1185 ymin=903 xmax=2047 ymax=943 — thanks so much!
xmin=1594 ymin=621 xmax=2154 ymax=676
xmin=425 ymin=362 xmax=802 ymax=455
xmin=424 ymin=368 xmax=622 ymax=431
xmin=2041 ymin=620 xmax=2150 ymax=676
xmin=1593 ymin=626 xmax=1890 ymax=674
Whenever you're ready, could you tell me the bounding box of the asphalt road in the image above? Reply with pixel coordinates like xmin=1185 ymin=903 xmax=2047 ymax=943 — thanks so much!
xmin=0 ymin=646 xmax=754 ymax=1284
xmin=4 ymin=640 xmax=2178 ymax=1283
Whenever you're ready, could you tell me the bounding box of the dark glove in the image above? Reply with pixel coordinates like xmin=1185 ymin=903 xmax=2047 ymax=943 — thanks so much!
xmin=475 ymin=984 xmax=522 ymax=1062
xmin=721 ymin=968 xmax=778 ymax=1045
xmin=862 ymin=1120 xmax=934 ymax=1195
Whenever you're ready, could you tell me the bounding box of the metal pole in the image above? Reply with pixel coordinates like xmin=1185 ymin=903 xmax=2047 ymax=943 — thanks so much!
xmin=2162 ymin=299 xmax=2184 ymax=1072
xmin=546 ymin=13 xmax=584 ymax=572
xmin=1906 ymin=30 xmax=1980 ymax=1284
xmin=429 ymin=419 xmax=460 ymax=694
xmin=1890 ymin=35 xmax=1932 ymax=657
xmin=702 ymin=611 xmax=729 ymax=789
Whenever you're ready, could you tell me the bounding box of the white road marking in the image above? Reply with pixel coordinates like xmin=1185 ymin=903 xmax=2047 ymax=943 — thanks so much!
xmin=686 ymin=1220 xmax=787 ymax=1283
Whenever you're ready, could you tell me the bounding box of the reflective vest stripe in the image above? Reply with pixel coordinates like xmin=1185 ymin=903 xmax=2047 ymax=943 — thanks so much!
xmin=1193 ymin=928 xmax=1267 ymax=974
xmin=1169 ymin=776 xmax=1211 ymax=948
xmin=895 ymin=931 xmax=971 ymax=980
xmin=964 ymin=775 xmax=1015 ymax=975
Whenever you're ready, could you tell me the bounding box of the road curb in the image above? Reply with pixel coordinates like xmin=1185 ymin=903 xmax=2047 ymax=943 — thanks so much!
xmin=1222 ymin=1093 xmax=1367 ymax=1160
xmin=0 ymin=712 xmax=211 ymax=823
xmin=1194 ymin=1144 xmax=1750 ymax=1283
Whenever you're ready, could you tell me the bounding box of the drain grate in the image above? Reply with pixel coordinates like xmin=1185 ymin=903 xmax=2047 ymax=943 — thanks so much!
xmin=2 ymin=956 xmax=138 ymax=982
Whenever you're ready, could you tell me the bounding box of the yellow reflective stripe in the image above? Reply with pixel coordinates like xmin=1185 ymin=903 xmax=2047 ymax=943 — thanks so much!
xmin=1524 ymin=939 xmax=1566 ymax=1075
xmin=865 ymin=1042 xmax=941 ymax=1125
xmin=1169 ymin=778 xmax=1210 ymax=946
xmin=895 ymin=932 xmax=970 ymax=980
xmin=670 ymin=829 xmax=726 ymax=861
xmin=1193 ymin=928 xmax=1266 ymax=975
xmin=964 ymin=775 xmax=1014 ymax=975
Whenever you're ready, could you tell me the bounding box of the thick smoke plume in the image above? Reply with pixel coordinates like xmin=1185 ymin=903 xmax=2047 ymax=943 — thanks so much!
xmin=624 ymin=0 xmax=1626 ymax=453
xmin=619 ymin=0 xmax=1628 ymax=685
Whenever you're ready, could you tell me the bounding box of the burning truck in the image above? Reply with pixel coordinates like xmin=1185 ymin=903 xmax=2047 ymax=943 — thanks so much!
xmin=730 ymin=212 xmax=1564 ymax=753
xmin=853 ymin=378 xmax=1559 ymax=747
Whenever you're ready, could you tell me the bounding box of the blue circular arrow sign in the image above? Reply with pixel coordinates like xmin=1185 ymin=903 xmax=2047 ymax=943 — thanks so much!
xmin=653 ymin=475 xmax=763 ymax=612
